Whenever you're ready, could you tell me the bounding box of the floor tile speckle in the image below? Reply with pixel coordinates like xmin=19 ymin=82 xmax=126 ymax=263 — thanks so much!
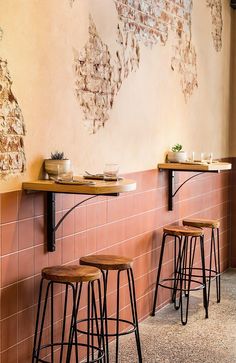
xmin=109 ymin=269 xmax=236 ymax=362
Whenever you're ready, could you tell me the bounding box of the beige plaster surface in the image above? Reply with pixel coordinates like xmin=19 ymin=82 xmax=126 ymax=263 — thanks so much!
xmin=0 ymin=0 xmax=233 ymax=192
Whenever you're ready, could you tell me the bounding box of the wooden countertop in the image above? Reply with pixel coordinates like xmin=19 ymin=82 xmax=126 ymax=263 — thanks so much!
xmin=158 ymin=161 xmax=232 ymax=172
xmin=22 ymin=177 xmax=136 ymax=194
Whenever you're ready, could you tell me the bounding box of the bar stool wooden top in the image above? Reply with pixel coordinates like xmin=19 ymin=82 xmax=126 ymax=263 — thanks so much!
xmin=42 ymin=265 xmax=101 ymax=283
xmin=183 ymin=218 xmax=220 ymax=229
xmin=80 ymin=255 xmax=133 ymax=270
xmin=163 ymin=225 xmax=203 ymax=237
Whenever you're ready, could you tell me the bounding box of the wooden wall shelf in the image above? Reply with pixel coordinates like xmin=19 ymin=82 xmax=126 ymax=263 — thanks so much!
xmin=158 ymin=162 xmax=232 ymax=211
xmin=22 ymin=178 xmax=136 ymax=195
xmin=22 ymin=178 xmax=136 ymax=251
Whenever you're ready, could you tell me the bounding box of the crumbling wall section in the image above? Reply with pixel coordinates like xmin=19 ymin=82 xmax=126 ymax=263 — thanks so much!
xmin=0 ymin=30 xmax=26 ymax=176
xmin=206 ymin=0 xmax=223 ymax=52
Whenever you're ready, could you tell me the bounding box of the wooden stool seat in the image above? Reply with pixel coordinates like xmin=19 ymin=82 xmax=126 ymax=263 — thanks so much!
xmin=163 ymin=224 xmax=203 ymax=237
xmin=42 ymin=265 xmax=101 ymax=283
xmin=183 ymin=218 xmax=220 ymax=229
xmin=80 ymin=254 xmax=133 ymax=270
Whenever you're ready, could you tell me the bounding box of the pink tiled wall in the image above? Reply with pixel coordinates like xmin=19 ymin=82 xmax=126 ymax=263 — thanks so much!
xmin=0 ymin=166 xmax=232 ymax=362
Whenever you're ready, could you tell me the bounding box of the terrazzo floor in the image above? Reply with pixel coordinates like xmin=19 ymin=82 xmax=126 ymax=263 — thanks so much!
xmin=109 ymin=269 xmax=236 ymax=363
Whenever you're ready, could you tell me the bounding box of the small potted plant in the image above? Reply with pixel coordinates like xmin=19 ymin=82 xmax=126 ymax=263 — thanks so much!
xmin=44 ymin=151 xmax=71 ymax=178
xmin=167 ymin=144 xmax=187 ymax=163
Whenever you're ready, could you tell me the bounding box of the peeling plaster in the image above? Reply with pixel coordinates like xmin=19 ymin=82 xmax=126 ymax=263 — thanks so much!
xmin=73 ymin=1 xmax=223 ymax=132
xmin=74 ymin=16 xmax=139 ymax=134
xmin=206 ymin=0 xmax=223 ymax=52
xmin=114 ymin=0 xmax=197 ymax=101
xmin=0 ymin=31 xmax=26 ymax=176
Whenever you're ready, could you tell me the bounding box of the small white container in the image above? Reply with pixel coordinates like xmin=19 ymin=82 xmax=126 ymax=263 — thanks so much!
xmin=44 ymin=159 xmax=71 ymax=177
xmin=167 ymin=151 xmax=187 ymax=163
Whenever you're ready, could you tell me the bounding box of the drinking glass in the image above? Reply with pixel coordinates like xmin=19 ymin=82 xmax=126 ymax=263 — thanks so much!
xmin=103 ymin=164 xmax=119 ymax=181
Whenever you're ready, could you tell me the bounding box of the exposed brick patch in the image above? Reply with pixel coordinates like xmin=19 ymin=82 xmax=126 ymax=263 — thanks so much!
xmin=0 ymin=56 xmax=26 ymax=175
xmin=74 ymin=16 xmax=139 ymax=134
xmin=115 ymin=0 xmax=197 ymax=100
xmin=171 ymin=34 xmax=198 ymax=100
xmin=206 ymin=0 xmax=223 ymax=52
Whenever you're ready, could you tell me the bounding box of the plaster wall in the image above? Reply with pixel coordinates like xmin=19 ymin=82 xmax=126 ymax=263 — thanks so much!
xmin=0 ymin=0 xmax=232 ymax=192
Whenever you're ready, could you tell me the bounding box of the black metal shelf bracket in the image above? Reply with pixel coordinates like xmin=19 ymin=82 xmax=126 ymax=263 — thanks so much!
xmin=46 ymin=192 xmax=119 ymax=252
xmin=167 ymin=170 xmax=219 ymax=211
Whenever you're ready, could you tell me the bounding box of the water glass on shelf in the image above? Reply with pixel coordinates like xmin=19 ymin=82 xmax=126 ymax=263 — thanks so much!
xmin=57 ymin=164 xmax=74 ymax=181
xmin=103 ymin=163 xmax=119 ymax=181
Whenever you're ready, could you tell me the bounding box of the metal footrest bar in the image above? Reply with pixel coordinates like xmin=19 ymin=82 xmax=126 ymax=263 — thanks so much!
xmin=76 ymin=317 xmax=137 ymax=337
xmin=159 ymin=277 xmax=205 ymax=291
xmin=33 ymin=342 xmax=104 ymax=363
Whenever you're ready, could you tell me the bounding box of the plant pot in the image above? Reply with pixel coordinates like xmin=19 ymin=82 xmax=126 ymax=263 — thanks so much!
xmin=44 ymin=159 xmax=71 ymax=177
xmin=167 ymin=151 xmax=187 ymax=163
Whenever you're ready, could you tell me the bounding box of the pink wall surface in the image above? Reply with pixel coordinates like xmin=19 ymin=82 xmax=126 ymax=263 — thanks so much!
xmin=0 ymin=166 xmax=232 ymax=362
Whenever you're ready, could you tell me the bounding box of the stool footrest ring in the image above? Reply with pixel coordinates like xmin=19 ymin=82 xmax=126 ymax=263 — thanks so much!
xmin=77 ymin=317 xmax=137 ymax=337
xmin=159 ymin=277 xmax=205 ymax=292
xmin=33 ymin=341 xmax=104 ymax=363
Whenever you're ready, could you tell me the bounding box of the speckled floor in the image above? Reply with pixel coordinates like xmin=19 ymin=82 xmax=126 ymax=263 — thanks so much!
xmin=109 ymin=269 xmax=236 ymax=363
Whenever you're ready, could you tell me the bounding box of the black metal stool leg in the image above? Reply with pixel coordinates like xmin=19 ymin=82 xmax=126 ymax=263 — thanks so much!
xmin=200 ymin=235 xmax=209 ymax=318
xmin=35 ymin=281 xmax=51 ymax=362
xmin=127 ymin=268 xmax=143 ymax=362
xmin=66 ymin=283 xmax=81 ymax=363
xmin=96 ymin=278 xmax=106 ymax=362
xmin=101 ymin=270 xmax=109 ymax=363
xmin=181 ymin=236 xmax=196 ymax=325
xmin=151 ymin=233 xmax=167 ymax=316
xmin=216 ymin=227 xmax=221 ymax=302
xmin=32 ymin=278 xmax=44 ymax=363
xmin=173 ymin=236 xmax=184 ymax=310
xmin=51 ymin=283 xmax=54 ymax=362
xmin=115 ymin=270 xmax=121 ymax=363
xmin=59 ymin=284 xmax=69 ymax=363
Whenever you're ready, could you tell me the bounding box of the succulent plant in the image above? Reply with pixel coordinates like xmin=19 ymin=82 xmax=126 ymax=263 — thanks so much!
xmin=171 ymin=144 xmax=183 ymax=152
xmin=50 ymin=151 xmax=65 ymax=160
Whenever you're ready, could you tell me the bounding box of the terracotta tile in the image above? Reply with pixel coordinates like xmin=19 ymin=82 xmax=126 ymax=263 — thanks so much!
xmin=0 ymin=225 xmax=1 ymax=257
xmin=54 ymin=192 xmax=62 ymax=212
xmin=95 ymin=225 xmax=108 ymax=251
xmin=18 ymin=218 xmax=34 ymax=250
xmin=34 ymin=216 xmax=45 ymax=246
xmin=1 ymin=284 xmax=18 ymax=319
xmin=19 ymin=248 xmax=34 ymax=280
xmin=1 ymin=191 xmax=18 ymax=224
xmin=18 ymin=277 xmax=34 ymax=311
xmin=1 ymin=253 xmax=18 ymax=287
xmin=86 ymin=229 xmax=97 ymax=255
xmin=106 ymin=220 xmax=125 ymax=247
xmin=74 ymin=205 xmax=86 ymax=233
xmin=62 ymin=235 xmax=75 ymax=264
xmin=74 ymin=231 xmax=87 ymax=259
xmin=1 ymin=345 xmax=17 ymax=363
xmin=139 ymin=169 xmax=158 ymax=192
xmin=48 ymin=239 xmax=62 ymax=266
xmin=87 ymin=201 xmax=107 ymax=228
xmin=62 ymin=193 xmax=75 ymax=210
xmin=34 ymin=192 xmax=45 ymax=216
xmin=18 ymin=336 xmax=34 ymax=363
xmin=1 ymin=222 xmax=18 ymax=255
xmin=34 ymin=245 xmax=49 ymax=275
xmin=62 ymin=210 xmax=75 ymax=237
xmin=18 ymin=191 xmax=34 ymax=220
xmin=18 ymin=306 xmax=35 ymax=342
xmin=1 ymin=314 xmax=18 ymax=350
xmin=107 ymin=197 xmax=127 ymax=223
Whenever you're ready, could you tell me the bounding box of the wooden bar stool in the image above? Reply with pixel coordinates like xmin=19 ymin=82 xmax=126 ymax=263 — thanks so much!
xmin=183 ymin=218 xmax=221 ymax=304
xmin=151 ymin=225 xmax=209 ymax=325
xmin=32 ymin=265 xmax=105 ymax=363
xmin=80 ymin=255 xmax=142 ymax=363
